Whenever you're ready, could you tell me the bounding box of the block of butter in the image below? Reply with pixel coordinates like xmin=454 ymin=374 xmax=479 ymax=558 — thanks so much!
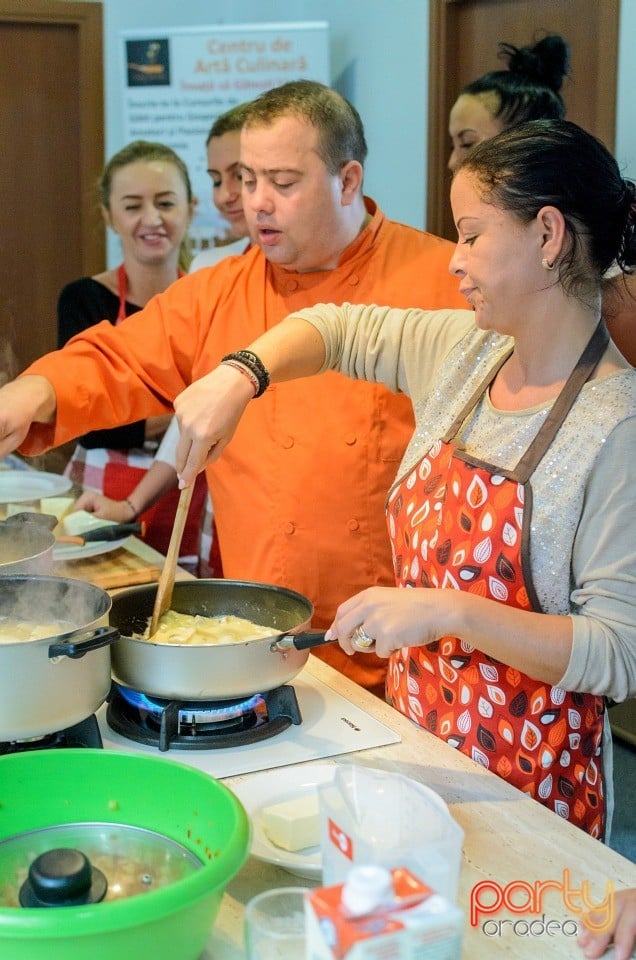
xmin=260 ymin=792 xmax=320 ymax=852
xmin=40 ymin=496 xmax=76 ymax=523
xmin=62 ymin=510 xmax=115 ymax=536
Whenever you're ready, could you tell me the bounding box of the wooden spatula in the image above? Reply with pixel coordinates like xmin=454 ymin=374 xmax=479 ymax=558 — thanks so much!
xmin=148 ymin=484 xmax=194 ymax=637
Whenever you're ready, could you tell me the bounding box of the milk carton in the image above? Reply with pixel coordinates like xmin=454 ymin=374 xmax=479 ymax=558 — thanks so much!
xmin=305 ymin=865 xmax=463 ymax=959
xmin=318 ymin=765 xmax=464 ymax=903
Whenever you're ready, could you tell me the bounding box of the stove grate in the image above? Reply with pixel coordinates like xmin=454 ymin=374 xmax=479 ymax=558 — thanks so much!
xmin=0 ymin=714 xmax=103 ymax=754
xmin=106 ymin=683 xmax=302 ymax=752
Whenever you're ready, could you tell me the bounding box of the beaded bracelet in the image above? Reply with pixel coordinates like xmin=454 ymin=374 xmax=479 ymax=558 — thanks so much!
xmin=220 ymin=350 xmax=270 ymax=398
xmin=221 ymin=359 xmax=259 ymax=396
xmin=222 ymin=349 xmax=270 ymax=396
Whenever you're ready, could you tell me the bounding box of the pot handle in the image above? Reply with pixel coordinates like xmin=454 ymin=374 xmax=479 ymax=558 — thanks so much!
xmin=48 ymin=626 xmax=120 ymax=660
xmin=271 ymin=630 xmax=331 ymax=652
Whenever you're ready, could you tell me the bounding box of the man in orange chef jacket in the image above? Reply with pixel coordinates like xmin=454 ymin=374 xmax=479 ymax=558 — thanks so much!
xmin=0 ymin=80 xmax=465 ymax=697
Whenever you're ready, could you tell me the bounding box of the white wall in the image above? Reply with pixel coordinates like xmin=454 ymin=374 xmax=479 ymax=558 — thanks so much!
xmin=100 ymin=0 xmax=429 ymax=232
xmin=75 ymin=0 xmax=636 ymax=229
xmin=615 ymin=0 xmax=636 ymax=179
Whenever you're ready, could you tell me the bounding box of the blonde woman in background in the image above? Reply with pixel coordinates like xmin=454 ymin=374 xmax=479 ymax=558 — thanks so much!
xmin=73 ymin=105 xmax=251 ymax=573
xmin=58 ymin=140 xmax=207 ymax=559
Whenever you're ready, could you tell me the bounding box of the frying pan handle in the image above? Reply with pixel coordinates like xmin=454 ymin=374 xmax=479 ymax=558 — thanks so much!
xmin=48 ymin=626 xmax=120 ymax=660
xmin=272 ymin=630 xmax=331 ymax=652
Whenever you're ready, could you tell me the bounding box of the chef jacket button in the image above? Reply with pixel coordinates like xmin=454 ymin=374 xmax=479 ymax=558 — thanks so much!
xmin=347 ymin=519 xmax=360 ymax=532
xmin=348 ymin=274 xmax=359 ymax=286
xmin=345 ymin=434 xmax=357 ymax=445
xmin=282 ymin=437 xmax=294 ymax=449
xmin=283 ymin=522 xmax=295 ymax=535
xmin=287 ymin=279 xmax=299 ymax=292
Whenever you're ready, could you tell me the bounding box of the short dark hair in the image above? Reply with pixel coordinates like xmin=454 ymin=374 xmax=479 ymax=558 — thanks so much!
xmin=243 ymin=79 xmax=368 ymax=174
xmin=460 ymin=119 xmax=636 ymax=300
xmin=206 ymin=101 xmax=252 ymax=146
xmin=463 ymin=35 xmax=569 ymax=128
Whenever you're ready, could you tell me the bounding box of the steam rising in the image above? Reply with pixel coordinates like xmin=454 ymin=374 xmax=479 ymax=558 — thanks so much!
xmin=0 ymin=576 xmax=110 ymax=642
xmin=0 ymin=525 xmax=54 ymax=572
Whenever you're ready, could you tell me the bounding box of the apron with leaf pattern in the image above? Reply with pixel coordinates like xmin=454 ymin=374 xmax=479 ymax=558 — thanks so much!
xmin=386 ymin=323 xmax=609 ymax=837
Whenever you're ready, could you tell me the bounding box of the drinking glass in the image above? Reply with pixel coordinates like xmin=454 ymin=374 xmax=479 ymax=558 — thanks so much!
xmin=244 ymin=886 xmax=309 ymax=960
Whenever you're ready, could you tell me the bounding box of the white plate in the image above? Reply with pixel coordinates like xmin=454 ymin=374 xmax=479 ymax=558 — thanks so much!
xmin=231 ymin=763 xmax=336 ymax=880
xmin=0 ymin=470 xmax=72 ymax=503
xmin=52 ymin=537 xmax=131 ymax=562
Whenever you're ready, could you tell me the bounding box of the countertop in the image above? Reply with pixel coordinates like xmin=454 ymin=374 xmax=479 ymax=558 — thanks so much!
xmin=97 ymin=538 xmax=636 ymax=958
xmin=205 ymin=656 xmax=636 ymax=958
xmin=39 ymin=534 xmax=636 ymax=957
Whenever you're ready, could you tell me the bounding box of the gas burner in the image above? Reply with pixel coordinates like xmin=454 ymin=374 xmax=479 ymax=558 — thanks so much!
xmin=0 ymin=715 xmax=103 ymax=755
xmin=106 ymin=684 xmax=302 ymax=752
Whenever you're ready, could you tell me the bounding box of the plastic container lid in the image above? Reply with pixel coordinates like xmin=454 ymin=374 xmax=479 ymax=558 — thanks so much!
xmin=0 ymin=822 xmax=202 ymax=909
xmin=341 ymin=865 xmax=393 ymax=917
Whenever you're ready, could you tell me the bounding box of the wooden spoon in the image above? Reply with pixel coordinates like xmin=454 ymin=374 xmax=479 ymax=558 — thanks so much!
xmin=148 ymin=484 xmax=194 ymax=637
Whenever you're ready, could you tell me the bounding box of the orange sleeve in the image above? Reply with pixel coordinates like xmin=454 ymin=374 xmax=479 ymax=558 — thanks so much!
xmin=18 ymin=272 xmax=209 ymax=455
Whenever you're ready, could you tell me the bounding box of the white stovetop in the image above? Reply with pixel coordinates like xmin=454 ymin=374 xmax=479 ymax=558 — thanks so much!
xmin=97 ymin=671 xmax=400 ymax=779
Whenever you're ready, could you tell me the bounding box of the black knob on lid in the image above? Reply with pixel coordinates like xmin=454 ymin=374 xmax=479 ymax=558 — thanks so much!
xmin=19 ymin=848 xmax=107 ymax=908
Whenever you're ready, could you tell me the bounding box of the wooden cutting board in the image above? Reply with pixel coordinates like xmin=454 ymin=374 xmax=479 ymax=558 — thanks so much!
xmin=54 ymin=547 xmax=162 ymax=590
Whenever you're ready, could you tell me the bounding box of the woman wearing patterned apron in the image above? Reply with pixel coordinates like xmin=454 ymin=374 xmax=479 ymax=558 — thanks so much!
xmin=384 ymin=322 xmax=609 ymax=836
xmin=70 ymin=107 xmax=253 ymax=575
xmin=169 ymin=119 xmax=636 ymax=838
xmin=58 ymin=140 xmax=207 ymax=560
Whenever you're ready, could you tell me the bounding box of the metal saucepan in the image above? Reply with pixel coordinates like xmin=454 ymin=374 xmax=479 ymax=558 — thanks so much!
xmin=108 ymin=579 xmax=332 ymax=701
xmin=0 ymin=515 xmax=56 ymax=576
xmin=0 ymin=575 xmax=119 ymax=741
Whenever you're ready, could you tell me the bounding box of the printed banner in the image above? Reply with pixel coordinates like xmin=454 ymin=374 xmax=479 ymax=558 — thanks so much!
xmin=119 ymin=22 xmax=330 ymax=251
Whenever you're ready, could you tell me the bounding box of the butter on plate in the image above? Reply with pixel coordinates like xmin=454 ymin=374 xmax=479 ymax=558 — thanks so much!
xmin=40 ymin=497 xmax=75 ymax=523
xmin=62 ymin=510 xmax=116 ymax=536
xmin=260 ymin=793 xmax=320 ymax=853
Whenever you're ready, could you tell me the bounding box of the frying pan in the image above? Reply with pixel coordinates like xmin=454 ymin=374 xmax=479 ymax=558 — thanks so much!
xmin=108 ymin=579 xmax=331 ymax=701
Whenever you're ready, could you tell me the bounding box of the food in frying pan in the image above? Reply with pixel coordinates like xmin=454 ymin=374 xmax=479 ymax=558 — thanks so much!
xmin=142 ymin=609 xmax=276 ymax=646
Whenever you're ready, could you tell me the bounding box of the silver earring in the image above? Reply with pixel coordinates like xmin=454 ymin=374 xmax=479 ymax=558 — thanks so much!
xmin=542 ymin=258 xmax=555 ymax=271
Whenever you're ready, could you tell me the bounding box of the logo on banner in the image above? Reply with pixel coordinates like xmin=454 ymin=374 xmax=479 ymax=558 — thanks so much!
xmin=126 ymin=39 xmax=171 ymax=86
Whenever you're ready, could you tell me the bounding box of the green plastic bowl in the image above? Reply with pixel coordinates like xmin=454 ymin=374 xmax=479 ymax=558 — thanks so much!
xmin=0 ymin=750 xmax=250 ymax=960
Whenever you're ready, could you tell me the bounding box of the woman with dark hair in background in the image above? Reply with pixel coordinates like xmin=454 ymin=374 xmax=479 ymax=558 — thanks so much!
xmin=448 ymin=34 xmax=569 ymax=174
xmin=448 ymin=33 xmax=635 ymax=364
xmin=190 ymin=101 xmax=251 ymax=270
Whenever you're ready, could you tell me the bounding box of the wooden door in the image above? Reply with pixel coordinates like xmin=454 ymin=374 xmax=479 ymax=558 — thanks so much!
xmin=427 ymin=0 xmax=619 ymax=239
xmin=0 ymin=0 xmax=104 ymax=384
